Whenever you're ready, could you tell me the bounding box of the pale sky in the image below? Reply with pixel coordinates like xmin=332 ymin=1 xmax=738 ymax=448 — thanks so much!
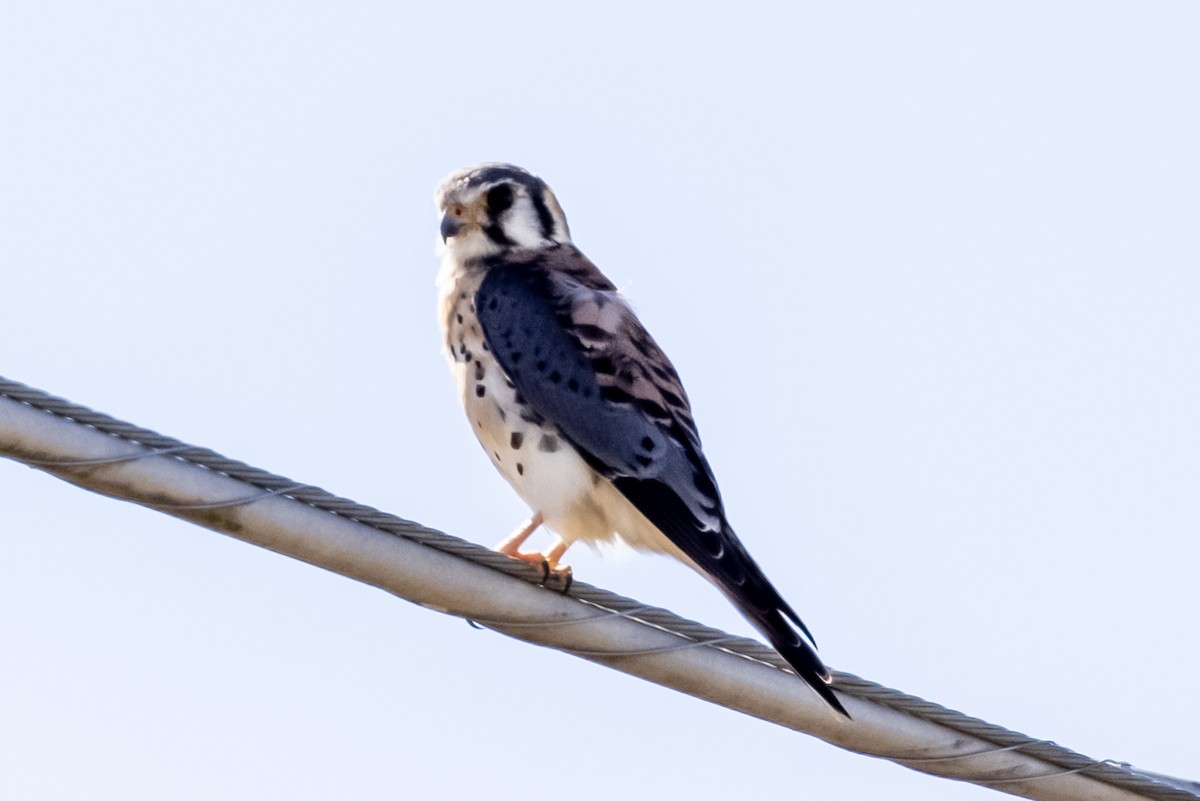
xmin=2 ymin=3 xmax=1197 ymax=799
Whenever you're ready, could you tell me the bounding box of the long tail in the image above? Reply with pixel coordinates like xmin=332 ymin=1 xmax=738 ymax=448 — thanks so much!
xmin=730 ymin=592 xmax=848 ymax=717
xmin=714 ymin=527 xmax=849 ymax=718
xmin=608 ymin=476 xmax=848 ymax=717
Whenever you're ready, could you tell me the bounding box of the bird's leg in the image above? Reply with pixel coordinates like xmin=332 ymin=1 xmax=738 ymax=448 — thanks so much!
xmin=542 ymin=538 xmax=571 ymax=578
xmin=496 ymin=511 xmax=544 ymax=558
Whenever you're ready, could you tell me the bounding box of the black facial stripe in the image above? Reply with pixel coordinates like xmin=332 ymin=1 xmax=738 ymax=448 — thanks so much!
xmin=484 ymin=224 xmax=513 ymax=245
xmin=529 ymin=185 xmax=557 ymax=239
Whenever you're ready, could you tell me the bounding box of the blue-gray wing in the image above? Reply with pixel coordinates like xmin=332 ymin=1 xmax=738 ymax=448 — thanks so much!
xmin=474 ymin=249 xmax=721 ymax=533
xmin=475 ymin=247 xmax=844 ymax=715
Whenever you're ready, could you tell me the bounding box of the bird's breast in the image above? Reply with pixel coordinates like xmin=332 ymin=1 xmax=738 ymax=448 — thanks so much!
xmin=439 ymin=264 xmax=600 ymax=533
xmin=437 ymin=258 xmax=688 ymax=559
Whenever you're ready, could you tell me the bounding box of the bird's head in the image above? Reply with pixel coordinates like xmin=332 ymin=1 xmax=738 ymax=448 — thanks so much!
xmin=435 ymin=163 xmax=572 ymax=260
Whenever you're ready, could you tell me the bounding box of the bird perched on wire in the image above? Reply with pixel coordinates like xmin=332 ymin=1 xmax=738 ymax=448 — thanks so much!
xmin=435 ymin=163 xmax=847 ymax=717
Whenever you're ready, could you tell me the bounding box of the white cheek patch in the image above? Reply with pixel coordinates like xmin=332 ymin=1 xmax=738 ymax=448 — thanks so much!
xmin=447 ymin=229 xmax=501 ymax=262
xmin=502 ymin=202 xmax=549 ymax=248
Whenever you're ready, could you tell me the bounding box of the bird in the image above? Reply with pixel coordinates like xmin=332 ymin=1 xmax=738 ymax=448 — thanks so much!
xmin=434 ymin=163 xmax=847 ymax=717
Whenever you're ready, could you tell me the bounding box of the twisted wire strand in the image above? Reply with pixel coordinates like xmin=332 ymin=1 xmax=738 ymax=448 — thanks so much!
xmin=0 ymin=376 xmax=1193 ymax=801
xmin=974 ymin=762 xmax=1113 ymax=786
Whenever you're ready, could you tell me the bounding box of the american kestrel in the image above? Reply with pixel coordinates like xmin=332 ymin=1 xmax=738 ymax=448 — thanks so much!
xmin=435 ymin=163 xmax=846 ymax=716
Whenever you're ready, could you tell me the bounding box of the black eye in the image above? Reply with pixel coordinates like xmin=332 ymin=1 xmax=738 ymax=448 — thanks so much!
xmin=486 ymin=184 xmax=514 ymax=213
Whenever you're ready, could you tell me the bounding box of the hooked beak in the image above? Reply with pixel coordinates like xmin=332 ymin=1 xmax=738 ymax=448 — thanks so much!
xmin=440 ymin=212 xmax=463 ymax=242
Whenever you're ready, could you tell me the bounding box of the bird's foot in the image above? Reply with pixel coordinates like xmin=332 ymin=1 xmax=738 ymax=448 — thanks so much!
xmin=539 ymin=540 xmax=573 ymax=593
xmin=509 ymin=548 xmax=572 ymax=580
xmin=496 ymin=524 xmax=573 ymax=593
